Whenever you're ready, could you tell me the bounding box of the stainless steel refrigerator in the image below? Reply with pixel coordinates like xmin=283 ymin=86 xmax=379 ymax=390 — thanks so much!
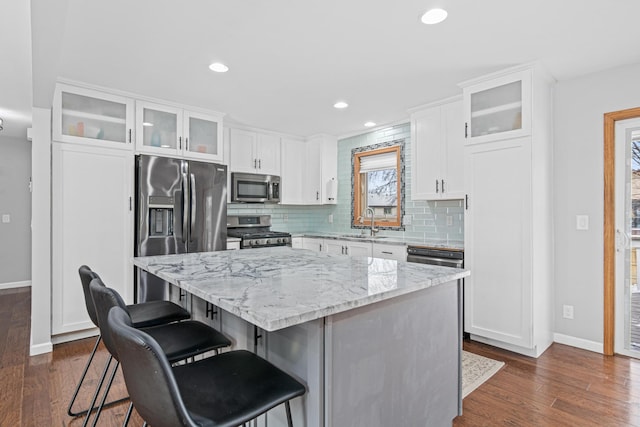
xmin=135 ymin=155 xmax=227 ymax=302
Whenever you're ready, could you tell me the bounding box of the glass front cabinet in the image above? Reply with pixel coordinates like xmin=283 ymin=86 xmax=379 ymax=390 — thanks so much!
xmin=136 ymin=101 xmax=223 ymax=162
xmin=53 ymin=84 xmax=134 ymax=149
xmin=460 ymin=69 xmax=532 ymax=144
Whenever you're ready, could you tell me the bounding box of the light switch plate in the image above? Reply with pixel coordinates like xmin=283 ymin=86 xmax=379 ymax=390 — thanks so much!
xmin=1 ymin=214 xmax=10 ymax=224
xmin=576 ymin=215 xmax=589 ymax=230
xmin=403 ymin=215 xmax=412 ymax=226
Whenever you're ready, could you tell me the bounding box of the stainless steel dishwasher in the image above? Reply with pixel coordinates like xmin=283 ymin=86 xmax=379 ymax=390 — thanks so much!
xmin=407 ymin=245 xmax=467 ymax=339
xmin=406 ymin=245 xmax=464 ymax=268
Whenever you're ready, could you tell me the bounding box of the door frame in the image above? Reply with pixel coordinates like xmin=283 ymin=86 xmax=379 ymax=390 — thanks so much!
xmin=604 ymin=107 xmax=640 ymax=355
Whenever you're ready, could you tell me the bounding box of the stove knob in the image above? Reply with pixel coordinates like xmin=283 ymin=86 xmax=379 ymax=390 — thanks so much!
xmin=247 ymin=240 xmax=253 ymax=246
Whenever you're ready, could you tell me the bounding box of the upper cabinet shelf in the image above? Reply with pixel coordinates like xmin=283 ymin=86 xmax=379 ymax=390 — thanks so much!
xmin=53 ymin=84 xmax=134 ymax=149
xmin=460 ymin=69 xmax=531 ymax=144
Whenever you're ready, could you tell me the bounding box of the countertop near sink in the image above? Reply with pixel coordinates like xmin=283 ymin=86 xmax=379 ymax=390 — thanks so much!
xmin=291 ymin=232 xmax=464 ymax=250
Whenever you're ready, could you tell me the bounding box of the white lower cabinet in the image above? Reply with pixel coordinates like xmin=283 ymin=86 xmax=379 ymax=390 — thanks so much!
xmin=372 ymin=243 xmax=407 ymax=261
xmin=324 ymin=239 xmax=371 ymax=257
xmin=52 ymin=142 xmax=133 ymax=336
xmin=302 ymin=237 xmax=324 ymax=252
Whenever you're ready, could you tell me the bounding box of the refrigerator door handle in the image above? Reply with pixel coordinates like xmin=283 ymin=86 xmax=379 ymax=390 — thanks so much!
xmin=190 ymin=173 xmax=197 ymax=238
xmin=182 ymin=172 xmax=189 ymax=243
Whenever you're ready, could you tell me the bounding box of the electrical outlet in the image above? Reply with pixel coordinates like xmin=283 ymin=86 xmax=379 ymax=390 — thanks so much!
xmin=563 ymin=304 xmax=574 ymax=319
xmin=403 ymin=215 xmax=412 ymax=226
xmin=283 ymin=214 xmax=288 ymax=222
xmin=446 ymin=215 xmax=453 ymax=226
xmin=328 ymin=214 xmax=333 ymax=224
xmin=1 ymin=214 xmax=10 ymax=224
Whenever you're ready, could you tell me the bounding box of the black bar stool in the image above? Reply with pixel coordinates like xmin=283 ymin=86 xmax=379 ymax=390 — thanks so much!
xmin=68 ymin=265 xmax=191 ymax=418
xmin=85 ymin=278 xmax=232 ymax=427
xmin=108 ymin=305 xmax=306 ymax=427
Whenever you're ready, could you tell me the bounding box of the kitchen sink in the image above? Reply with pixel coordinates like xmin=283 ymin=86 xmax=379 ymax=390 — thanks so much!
xmin=340 ymin=234 xmax=386 ymax=239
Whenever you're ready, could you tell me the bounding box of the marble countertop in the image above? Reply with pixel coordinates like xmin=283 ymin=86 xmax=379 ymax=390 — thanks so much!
xmin=291 ymin=232 xmax=464 ymax=250
xmin=133 ymin=247 xmax=469 ymax=331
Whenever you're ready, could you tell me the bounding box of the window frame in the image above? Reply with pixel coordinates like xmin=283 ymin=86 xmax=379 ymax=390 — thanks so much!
xmin=352 ymin=141 xmax=404 ymax=230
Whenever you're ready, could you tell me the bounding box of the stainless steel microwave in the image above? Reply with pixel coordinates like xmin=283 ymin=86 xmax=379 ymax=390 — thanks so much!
xmin=231 ymin=172 xmax=280 ymax=203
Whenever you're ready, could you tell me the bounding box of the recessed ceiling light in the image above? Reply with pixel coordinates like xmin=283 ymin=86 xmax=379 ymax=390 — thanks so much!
xmin=209 ymin=62 xmax=229 ymax=73
xmin=334 ymin=101 xmax=349 ymax=109
xmin=364 ymin=122 xmax=376 ymax=127
xmin=421 ymin=8 xmax=448 ymax=25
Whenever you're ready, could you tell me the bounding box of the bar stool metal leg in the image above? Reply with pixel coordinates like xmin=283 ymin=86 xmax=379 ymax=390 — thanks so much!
xmin=122 ymin=402 xmax=134 ymax=426
xmin=67 ymin=335 xmax=128 ymax=417
xmin=89 ymin=360 xmax=121 ymax=427
xmin=285 ymin=401 xmax=293 ymax=427
xmin=81 ymin=355 xmax=113 ymax=427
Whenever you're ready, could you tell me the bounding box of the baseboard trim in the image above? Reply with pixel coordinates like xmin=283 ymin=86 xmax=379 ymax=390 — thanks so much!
xmin=51 ymin=327 xmax=99 ymax=345
xmin=0 ymin=280 xmax=31 ymax=290
xmin=553 ymin=333 xmax=603 ymax=354
xmin=30 ymin=341 xmax=53 ymax=356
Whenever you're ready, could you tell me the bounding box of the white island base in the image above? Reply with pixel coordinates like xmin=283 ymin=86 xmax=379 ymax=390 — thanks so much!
xmin=190 ymin=280 xmax=461 ymax=427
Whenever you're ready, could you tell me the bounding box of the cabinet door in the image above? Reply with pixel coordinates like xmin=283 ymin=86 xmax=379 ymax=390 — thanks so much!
xmin=305 ymin=139 xmax=323 ymax=204
xmin=441 ymin=100 xmax=465 ymax=199
xmin=321 ymin=137 xmax=338 ymax=204
xmin=302 ymin=238 xmax=324 ymax=252
xmin=136 ymin=101 xmax=182 ymax=156
xmin=183 ymin=111 xmax=223 ymax=162
xmin=229 ymin=128 xmax=257 ymax=173
xmin=463 ymin=70 xmax=531 ymax=144
xmin=411 ymin=107 xmax=442 ymax=200
xmin=324 ymin=240 xmax=345 ymax=255
xmin=280 ymin=139 xmax=305 ymax=204
xmin=53 ymin=84 xmax=134 ymax=149
xmin=464 ymin=138 xmax=532 ymax=348
xmin=256 ymin=134 xmax=281 ymax=175
xmin=346 ymin=241 xmax=372 ymax=257
xmin=52 ymin=143 xmax=133 ymax=334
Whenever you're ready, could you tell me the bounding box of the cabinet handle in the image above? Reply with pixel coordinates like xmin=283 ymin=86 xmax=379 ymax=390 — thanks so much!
xmin=319 ymin=244 xmax=323 ymax=251
xmin=465 ymin=194 xmax=469 ymax=210
xmin=316 ymin=191 xmax=319 ymax=201
xmin=254 ymin=159 xmax=257 ymax=168
xmin=129 ymin=196 xmax=132 ymax=211
xmin=381 ymin=251 xmax=393 ymax=255
xmin=344 ymin=246 xmax=348 ymax=255
xmin=442 ymin=179 xmax=445 ymax=193
xmin=254 ymin=325 xmax=263 ymax=348
xmin=179 ymin=137 xmax=182 ymax=150
xmin=258 ymin=159 xmax=261 ymax=169
xmin=185 ymin=137 xmax=189 ymax=151
xmin=128 ymin=129 xmax=132 ymax=143
xmin=465 ymin=122 xmax=468 ymax=138
xmin=436 ymin=180 xmax=439 ymax=193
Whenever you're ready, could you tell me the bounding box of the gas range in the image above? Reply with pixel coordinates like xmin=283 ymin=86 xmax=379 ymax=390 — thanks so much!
xmin=227 ymin=215 xmax=291 ymax=249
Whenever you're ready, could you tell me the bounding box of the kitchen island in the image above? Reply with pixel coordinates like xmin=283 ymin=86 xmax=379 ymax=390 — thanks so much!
xmin=133 ymin=246 xmax=469 ymax=427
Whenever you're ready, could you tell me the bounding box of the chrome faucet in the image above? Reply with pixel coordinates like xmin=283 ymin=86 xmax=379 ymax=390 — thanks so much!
xmin=366 ymin=207 xmax=379 ymax=237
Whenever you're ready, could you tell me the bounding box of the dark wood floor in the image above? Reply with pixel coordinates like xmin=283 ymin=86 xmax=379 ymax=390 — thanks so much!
xmin=4 ymin=287 xmax=640 ymax=426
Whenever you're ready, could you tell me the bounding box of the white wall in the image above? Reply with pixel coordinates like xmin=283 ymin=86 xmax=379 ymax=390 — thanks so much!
xmin=0 ymin=135 xmax=31 ymax=285
xmin=554 ymin=62 xmax=640 ymax=346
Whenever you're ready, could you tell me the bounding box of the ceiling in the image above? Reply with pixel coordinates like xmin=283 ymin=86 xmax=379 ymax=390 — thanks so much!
xmin=6 ymin=1 xmax=640 ymax=139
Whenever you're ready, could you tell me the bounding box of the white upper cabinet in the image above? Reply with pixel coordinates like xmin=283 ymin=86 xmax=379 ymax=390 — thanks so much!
xmin=53 ymin=83 xmax=134 ymax=149
xmin=410 ymin=97 xmax=464 ymax=200
xmin=460 ymin=69 xmax=531 ymax=144
xmin=280 ymin=138 xmax=306 ymax=204
xmin=136 ymin=101 xmax=223 ymax=162
xmin=280 ymin=135 xmax=337 ymax=205
xmin=229 ymin=128 xmax=281 ymax=175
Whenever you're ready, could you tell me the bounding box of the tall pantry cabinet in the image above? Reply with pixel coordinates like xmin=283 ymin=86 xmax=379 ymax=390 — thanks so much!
xmin=51 ymin=84 xmax=134 ymax=335
xmin=460 ymin=63 xmax=555 ymax=357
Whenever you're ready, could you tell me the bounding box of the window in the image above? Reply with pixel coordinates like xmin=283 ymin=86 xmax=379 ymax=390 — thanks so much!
xmin=352 ymin=142 xmax=404 ymax=229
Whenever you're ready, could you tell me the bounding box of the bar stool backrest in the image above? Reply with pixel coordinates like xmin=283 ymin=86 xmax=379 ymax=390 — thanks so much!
xmin=108 ymin=306 xmax=196 ymax=427
xmin=89 ymin=278 xmax=131 ymax=362
xmin=78 ymin=265 xmax=100 ymax=327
